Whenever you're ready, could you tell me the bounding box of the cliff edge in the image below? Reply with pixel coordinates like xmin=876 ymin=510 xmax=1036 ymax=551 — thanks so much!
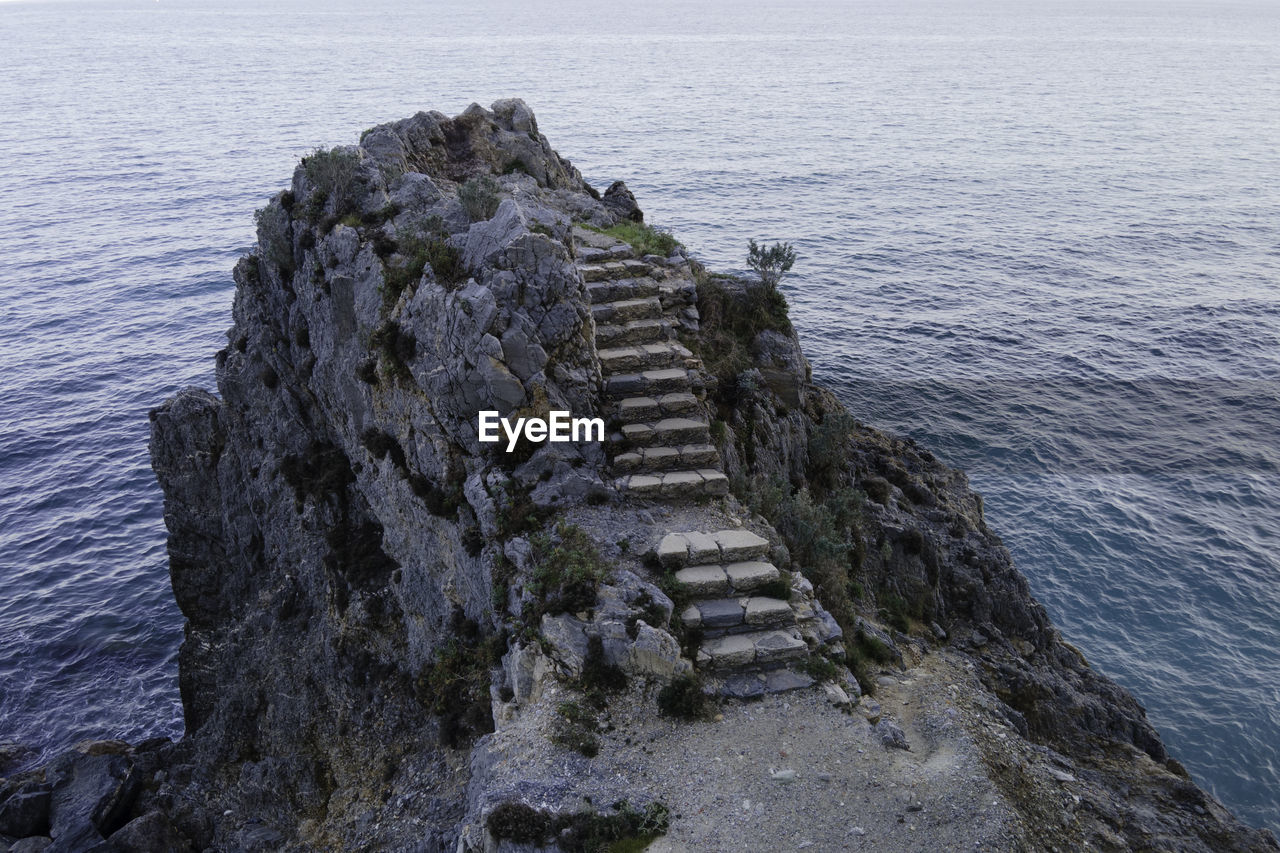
xmin=1 ymin=100 xmax=1272 ymax=853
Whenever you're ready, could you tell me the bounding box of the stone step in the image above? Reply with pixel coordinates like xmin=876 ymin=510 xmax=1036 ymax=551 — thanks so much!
xmin=657 ymin=529 xmax=772 ymax=569
xmin=587 ymin=278 xmax=660 ymax=304
xmin=596 ymin=317 xmax=669 ymax=349
xmin=617 ymin=417 xmax=709 ymax=448
xmin=613 ymin=392 xmax=700 ymax=424
xmin=616 ymin=469 xmax=730 ymax=499
xmin=679 ymin=596 xmax=795 ymax=632
xmin=598 ymin=342 xmax=693 ymax=374
xmin=716 ymin=668 xmax=816 ymax=699
xmin=592 ymin=296 xmax=662 ymax=324
xmin=612 ymin=443 xmax=719 ymax=474
xmin=605 ymin=368 xmax=695 ymax=398
xmin=697 ymin=629 xmax=809 ymax=670
xmin=673 ymin=560 xmax=780 ymax=596
xmin=576 ymin=243 xmax=634 ymax=264
xmin=579 ymin=259 xmax=652 ymax=282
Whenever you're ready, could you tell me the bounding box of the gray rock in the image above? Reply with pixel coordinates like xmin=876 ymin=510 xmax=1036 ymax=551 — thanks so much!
xmin=104 ymin=811 xmax=191 ymax=852
xmin=875 ymin=719 xmax=910 ymax=751
xmin=601 ymin=181 xmax=642 ymax=223
xmin=0 ymin=784 xmax=51 ymax=838
xmin=9 ymin=838 xmax=53 ymax=853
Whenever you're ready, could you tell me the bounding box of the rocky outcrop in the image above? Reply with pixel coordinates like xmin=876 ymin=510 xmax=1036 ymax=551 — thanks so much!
xmin=2 ymin=100 xmax=1271 ymax=852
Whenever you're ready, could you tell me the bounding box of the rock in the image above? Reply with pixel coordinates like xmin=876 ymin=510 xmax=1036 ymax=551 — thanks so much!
xmin=601 ymin=181 xmax=642 ymax=223
xmin=876 ymin=719 xmax=910 ymax=751
xmin=74 ymin=741 xmax=130 ymax=758
xmin=627 ymin=623 xmax=683 ymax=678
xmin=0 ymin=744 xmax=34 ymax=775
xmin=823 ymin=683 xmax=853 ymax=710
xmin=46 ymin=752 xmax=140 ymax=848
xmin=9 ymin=838 xmax=53 ymax=853
xmin=105 ymin=811 xmax=190 ymax=852
xmin=859 ymin=699 xmax=883 ymax=725
xmin=0 ymin=783 xmax=51 ymax=838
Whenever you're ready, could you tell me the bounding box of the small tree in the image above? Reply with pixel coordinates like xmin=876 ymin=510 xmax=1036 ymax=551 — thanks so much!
xmin=747 ymin=239 xmax=797 ymax=288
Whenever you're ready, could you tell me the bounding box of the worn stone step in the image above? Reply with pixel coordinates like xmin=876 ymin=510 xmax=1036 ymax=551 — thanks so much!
xmin=657 ymin=529 xmax=772 ymax=568
xmin=576 ymin=243 xmax=634 ymax=264
xmin=598 ymin=342 xmax=692 ymax=374
xmin=680 ymin=596 xmax=795 ymax=632
xmin=698 ymin=629 xmax=809 ymax=670
xmin=616 ymin=469 xmax=730 ymax=499
xmin=604 ymin=368 xmax=694 ymax=399
xmin=616 ymin=417 xmax=709 ymax=448
xmin=672 ymin=561 xmax=780 ymax=596
xmin=717 ymin=668 xmax=816 ymax=699
xmin=592 ymin=296 xmax=662 ymax=324
xmin=595 ymin=318 xmax=668 ymax=349
xmin=587 ymin=278 xmax=661 ymax=304
xmin=613 ymin=392 xmax=700 ymax=424
xmin=612 ymin=443 xmax=719 ymax=474
xmin=579 ymin=259 xmax=652 ymax=282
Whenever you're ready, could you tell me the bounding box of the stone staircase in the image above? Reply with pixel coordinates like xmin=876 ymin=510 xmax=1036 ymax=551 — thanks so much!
xmin=659 ymin=528 xmax=829 ymax=698
xmin=573 ymin=227 xmax=729 ymax=500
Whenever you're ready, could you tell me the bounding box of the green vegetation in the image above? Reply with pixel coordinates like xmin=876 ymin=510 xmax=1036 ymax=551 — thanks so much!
xmin=280 ymin=441 xmax=356 ymax=509
xmin=253 ymin=198 xmax=293 ymax=276
xmin=381 ymin=216 xmax=468 ymax=308
xmin=694 ymin=267 xmax=792 ymax=394
xmin=583 ymin=220 xmax=680 ymax=257
xmin=552 ymin=699 xmax=603 ymax=758
xmin=801 ymin=654 xmax=839 ymax=683
xmin=418 ymin=611 xmax=506 ymax=748
xmin=459 ymin=174 xmax=502 ymax=221
xmin=526 ymin=523 xmax=611 ymax=619
xmin=487 ymin=800 xmax=670 ymax=853
xmin=746 ymin=238 xmax=796 ymax=288
xmin=302 ymin=147 xmax=362 ymax=226
xmin=370 ymin=321 xmax=416 ymax=379
xmin=656 ymin=672 xmax=708 ymax=719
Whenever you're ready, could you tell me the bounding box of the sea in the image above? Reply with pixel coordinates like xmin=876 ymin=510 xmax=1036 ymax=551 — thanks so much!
xmin=1 ymin=0 xmax=1277 ymax=835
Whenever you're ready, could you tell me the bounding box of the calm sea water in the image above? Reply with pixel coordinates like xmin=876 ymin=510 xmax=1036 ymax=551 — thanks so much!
xmin=1 ymin=0 xmax=1277 ymax=834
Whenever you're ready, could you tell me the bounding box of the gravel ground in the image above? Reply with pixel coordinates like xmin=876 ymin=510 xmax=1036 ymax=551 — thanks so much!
xmin=469 ymin=651 xmax=1030 ymax=852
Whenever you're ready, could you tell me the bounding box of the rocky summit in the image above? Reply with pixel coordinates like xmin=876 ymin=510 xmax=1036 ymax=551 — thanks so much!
xmin=2 ymin=100 xmax=1275 ymax=852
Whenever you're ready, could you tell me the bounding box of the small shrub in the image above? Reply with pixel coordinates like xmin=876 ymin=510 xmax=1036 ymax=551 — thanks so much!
xmin=420 ymin=613 xmax=506 ymax=747
xmin=487 ymin=801 xmax=670 ymax=853
xmin=370 ymin=321 xmax=416 ymax=379
xmin=382 ymin=216 xmax=469 ymax=308
xmin=863 ymin=476 xmax=892 ymax=504
xmin=459 ymin=175 xmax=501 ymax=222
xmin=694 ymin=270 xmax=792 ymax=394
xmin=528 ymin=523 xmax=610 ymax=617
xmin=551 ymin=700 xmax=601 ymax=757
xmin=746 ymin=238 xmax=796 ymax=289
xmin=802 ymin=654 xmax=839 ymax=683
xmin=487 ymin=803 xmax=550 ymax=845
xmin=254 ymin=199 xmax=293 ymax=276
xmin=657 ymin=673 xmax=708 ymax=719
xmin=302 ymin=147 xmax=362 ymax=225
xmin=280 ymin=441 xmax=356 ymax=508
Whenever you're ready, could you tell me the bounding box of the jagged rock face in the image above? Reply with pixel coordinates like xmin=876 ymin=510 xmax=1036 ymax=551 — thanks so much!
xmin=148 ymin=100 xmax=629 ymax=849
